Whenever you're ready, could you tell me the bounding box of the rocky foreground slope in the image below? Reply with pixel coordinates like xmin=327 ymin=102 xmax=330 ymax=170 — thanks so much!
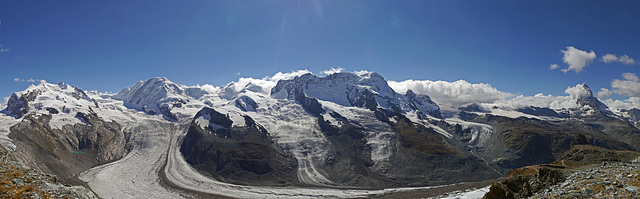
xmin=483 ymin=144 xmax=640 ymax=199
xmin=0 ymin=143 xmax=97 ymax=198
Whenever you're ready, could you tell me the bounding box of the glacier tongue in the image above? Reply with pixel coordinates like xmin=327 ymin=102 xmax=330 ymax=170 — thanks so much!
xmin=233 ymin=95 xmax=333 ymax=185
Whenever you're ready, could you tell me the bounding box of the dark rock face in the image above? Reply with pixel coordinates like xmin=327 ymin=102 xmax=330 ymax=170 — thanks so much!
xmin=293 ymin=87 xmax=324 ymax=116
xmin=180 ymin=107 xmax=298 ymax=186
xmin=458 ymin=103 xmax=487 ymax=113
xmin=516 ymin=106 xmax=563 ymax=117
xmin=484 ymin=166 xmax=565 ymax=199
xmin=624 ymin=108 xmax=640 ymax=122
xmin=3 ymin=91 xmax=40 ymax=118
xmin=234 ymin=96 xmax=258 ymax=112
xmin=456 ymin=113 xmax=638 ymax=172
xmin=8 ymin=112 xmax=127 ymax=182
xmin=314 ymin=112 xmax=500 ymax=188
xmin=405 ymin=89 xmax=442 ymax=119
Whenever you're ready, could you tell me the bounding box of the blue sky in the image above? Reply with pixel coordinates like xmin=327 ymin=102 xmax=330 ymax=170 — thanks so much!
xmin=1 ymin=0 xmax=639 ymax=102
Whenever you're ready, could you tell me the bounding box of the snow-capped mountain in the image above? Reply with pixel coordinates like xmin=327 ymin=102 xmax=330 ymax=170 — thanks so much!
xmin=112 ymin=77 xmax=210 ymax=120
xmin=0 ymin=71 xmax=638 ymax=198
xmin=271 ymin=72 xmax=442 ymax=118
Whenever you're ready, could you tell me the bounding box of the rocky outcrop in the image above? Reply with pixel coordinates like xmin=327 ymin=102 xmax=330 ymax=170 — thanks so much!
xmin=531 ymin=162 xmax=640 ymax=198
xmin=405 ymin=89 xmax=442 ymax=119
xmin=483 ymin=165 xmax=565 ymax=199
xmin=0 ymin=145 xmax=13 ymax=164
xmin=8 ymin=112 xmax=127 ymax=181
xmin=180 ymin=107 xmax=298 ymax=186
xmin=3 ymin=90 xmax=40 ymax=119
xmin=0 ymin=161 xmax=97 ymax=199
xmin=484 ymin=144 xmax=640 ymax=199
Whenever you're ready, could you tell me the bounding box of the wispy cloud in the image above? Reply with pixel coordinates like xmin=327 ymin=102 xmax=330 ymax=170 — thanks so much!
xmin=13 ymin=78 xmax=37 ymax=83
xmin=549 ymin=64 xmax=559 ymax=70
xmin=601 ymin=53 xmax=636 ymax=65
xmin=321 ymin=67 xmax=344 ymax=75
xmin=558 ymin=46 xmax=596 ymax=73
xmin=0 ymin=44 xmax=8 ymax=53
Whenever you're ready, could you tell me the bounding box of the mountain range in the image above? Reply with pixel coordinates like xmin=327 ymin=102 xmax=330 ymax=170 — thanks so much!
xmin=1 ymin=71 xmax=639 ymax=198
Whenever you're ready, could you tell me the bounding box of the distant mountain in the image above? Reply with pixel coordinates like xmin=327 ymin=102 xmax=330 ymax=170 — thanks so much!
xmin=0 ymin=71 xmax=638 ymax=197
xmin=1 ymin=81 xmax=127 ymax=181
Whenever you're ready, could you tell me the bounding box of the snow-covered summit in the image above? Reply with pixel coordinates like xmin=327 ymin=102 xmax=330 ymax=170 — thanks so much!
xmin=1 ymin=80 xmax=103 ymax=130
xmin=271 ymin=72 xmax=441 ymax=118
xmin=112 ymin=77 xmax=210 ymax=120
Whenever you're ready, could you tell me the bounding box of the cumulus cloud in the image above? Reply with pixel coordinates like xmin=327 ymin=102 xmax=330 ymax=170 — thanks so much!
xmin=549 ymin=64 xmax=559 ymax=70
xmin=564 ymin=83 xmax=591 ymax=99
xmin=603 ymin=97 xmax=640 ymax=111
xmin=13 ymin=78 xmax=36 ymax=82
xmin=489 ymin=84 xmax=593 ymax=110
xmin=321 ymin=67 xmax=344 ymax=75
xmin=490 ymin=94 xmax=576 ymax=110
xmin=223 ymin=70 xmax=312 ymax=94
xmin=611 ymin=72 xmax=640 ymax=97
xmin=388 ymin=79 xmax=514 ymax=109
xmin=601 ymin=53 xmax=636 ymax=65
xmin=597 ymin=88 xmax=613 ymax=99
xmin=559 ymin=46 xmax=596 ymax=73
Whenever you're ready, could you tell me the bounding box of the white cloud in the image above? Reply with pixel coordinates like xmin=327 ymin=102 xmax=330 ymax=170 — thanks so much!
xmin=0 ymin=44 xmax=8 ymax=53
xmin=603 ymin=97 xmax=640 ymax=111
xmin=13 ymin=78 xmax=38 ymax=83
xmin=549 ymin=64 xmax=559 ymax=70
xmin=353 ymin=70 xmax=371 ymax=76
xmin=601 ymin=53 xmax=636 ymax=65
xmin=321 ymin=67 xmax=344 ymax=75
xmin=612 ymin=72 xmax=640 ymax=97
xmin=601 ymin=54 xmax=618 ymax=63
xmin=619 ymin=55 xmax=637 ymax=65
xmin=489 ymin=94 xmax=576 ymax=110
xmin=388 ymin=79 xmax=514 ymax=109
xmin=489 ymin=84 xmax=593 ymax=110
xmin=564 ymin=83 xmax=591 ymax=99
xmin=224 ymin=70 xmax=312 ymax=94
xmin=559 ymin=46 xmax=596 ymax=73
xmin=597 ymin=88 xmax=613 ymax=99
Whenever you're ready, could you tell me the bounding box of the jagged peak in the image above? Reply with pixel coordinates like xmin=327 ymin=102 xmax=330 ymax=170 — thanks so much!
xmin=580 ymin=83 xmax=593 ymax=98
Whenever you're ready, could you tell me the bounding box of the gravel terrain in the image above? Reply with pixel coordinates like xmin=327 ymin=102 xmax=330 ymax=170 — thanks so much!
xmin=531 ymin=162 xmax=640 ymax=198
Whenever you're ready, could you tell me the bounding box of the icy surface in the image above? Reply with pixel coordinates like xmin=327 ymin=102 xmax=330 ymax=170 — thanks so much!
xmin=431 ymin=186 xmax=489 ymax=199
xmin=445 ymin=117 xmax=494 ymax=146
xmin=0 ymin=114 xmax=20 ymax=151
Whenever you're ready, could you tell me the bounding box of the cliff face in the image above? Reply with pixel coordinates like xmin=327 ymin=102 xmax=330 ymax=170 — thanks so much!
xmin=9 ymin=112 xmax=127 ymax=181
xmin=180 ymin=107 xmax=299 ymax=186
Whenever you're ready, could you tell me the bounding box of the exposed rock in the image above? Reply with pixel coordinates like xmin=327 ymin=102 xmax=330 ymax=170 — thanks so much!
xmin=8 ymin=112 xmax=127 ymax=182
xmin=516 ymin=106 xmax=564 ymax=117
xmin=180 ymin=107 xmax=298 ymax=186
xmin=483 ymin=165 xmax=565 ymax=199
xmin=0 ymin=161 xmax=97 ymax=199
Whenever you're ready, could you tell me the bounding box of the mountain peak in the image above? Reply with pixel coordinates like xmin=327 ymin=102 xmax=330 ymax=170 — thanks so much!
xmin=581 ymin=83 xmax=593 ymax=98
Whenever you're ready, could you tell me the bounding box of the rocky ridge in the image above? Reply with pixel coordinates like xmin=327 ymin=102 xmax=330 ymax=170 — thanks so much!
xmin=483 ymin=144 xmax=640 ymax=199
